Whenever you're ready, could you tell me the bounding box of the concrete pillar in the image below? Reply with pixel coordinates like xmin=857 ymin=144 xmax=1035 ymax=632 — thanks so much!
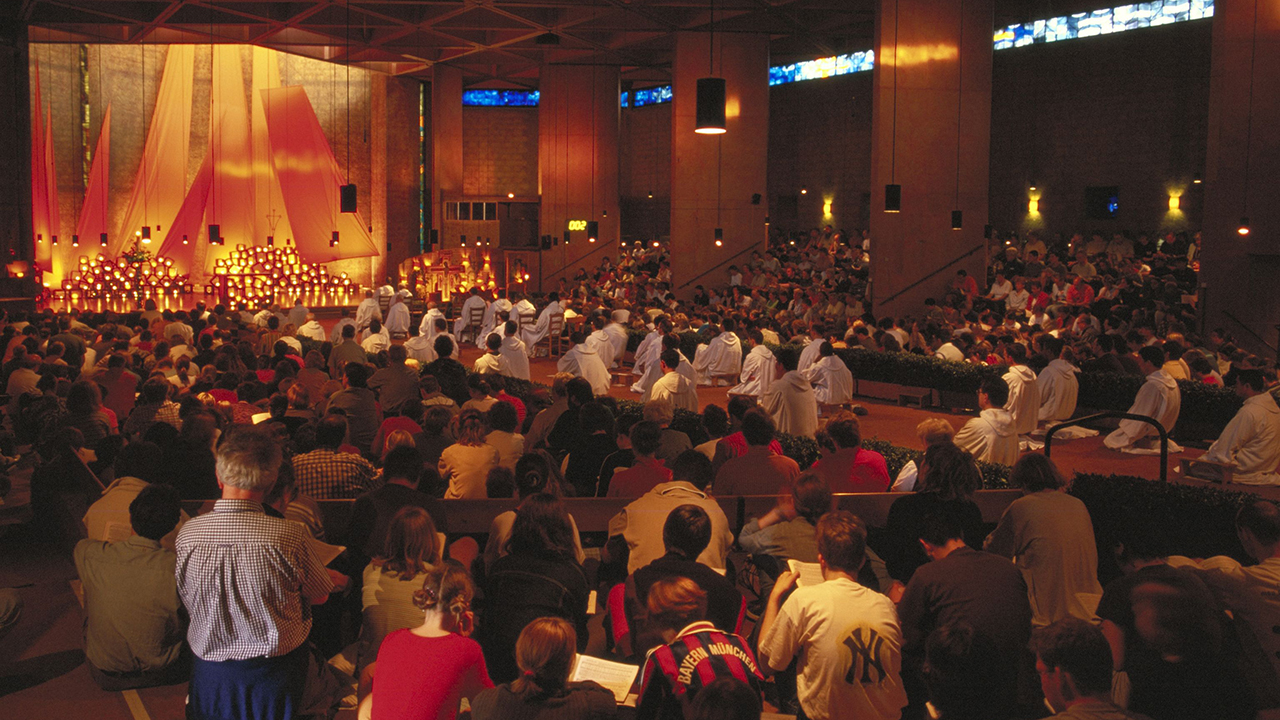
xmin=1201 ymin=0 xmax=1280 ymax=355
xmin=537 ymin=64 xmax=619 ymax=291
xmin=869 ymin=0 xmax=993 ymax=317
xmin=669 ymin=32 xmax=770 ymax=296
xmin=0 ymin=11 xmax=32 ymax=264
xmin=432 ymin=65 xmax=463 ymax=242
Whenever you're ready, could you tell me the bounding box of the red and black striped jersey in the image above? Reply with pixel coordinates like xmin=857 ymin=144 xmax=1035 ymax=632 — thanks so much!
xmin=636 ymin=621 xmax=764 ymax=720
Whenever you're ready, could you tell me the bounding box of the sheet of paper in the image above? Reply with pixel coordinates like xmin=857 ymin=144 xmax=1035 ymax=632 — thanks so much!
xmin=307 ymin=537 xmax=346 ymax=566
xmin=571 ymin=654 xmax=639 ymax=704
xmin=788 ymin=559 xmax=825 ymax=587
xmin=587 ymin=589 xmax=598 ymax=615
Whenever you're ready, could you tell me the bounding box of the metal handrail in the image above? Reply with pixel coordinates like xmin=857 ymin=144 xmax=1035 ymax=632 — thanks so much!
xmin=1044 ymin=411 xmax=1169 ymax=483
xmin=677 ymin=240 xmax=765 ymax=291
xmin=876 ymin=243 xmax=984 ymax=307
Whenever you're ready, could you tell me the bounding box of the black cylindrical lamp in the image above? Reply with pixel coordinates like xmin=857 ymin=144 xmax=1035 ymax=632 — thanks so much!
xmin=695 ymin=78 xmax=726 ymax=135
xmin=951 ymin=210 xmax=963 ymax=230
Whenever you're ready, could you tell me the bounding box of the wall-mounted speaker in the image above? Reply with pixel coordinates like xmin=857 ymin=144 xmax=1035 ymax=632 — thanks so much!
xmin=340 ymin=184 xmax=358 ymax=213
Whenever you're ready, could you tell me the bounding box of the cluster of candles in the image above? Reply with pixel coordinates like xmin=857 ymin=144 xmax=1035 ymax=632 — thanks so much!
xmin=58 ymin=254 xmax=191 ymax=299
xmin=209 ymin=245 xmax=353 ymax=305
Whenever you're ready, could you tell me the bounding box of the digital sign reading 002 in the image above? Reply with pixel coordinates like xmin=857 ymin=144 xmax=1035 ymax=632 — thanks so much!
xmin=566 ymin=220 xmax=588 ymax=232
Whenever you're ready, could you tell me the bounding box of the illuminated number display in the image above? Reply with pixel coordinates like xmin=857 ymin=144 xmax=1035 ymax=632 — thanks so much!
xmin=567 ymin=220 xmax=588 ymax=232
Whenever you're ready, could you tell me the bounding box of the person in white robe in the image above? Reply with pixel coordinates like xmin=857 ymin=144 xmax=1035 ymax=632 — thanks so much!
xmin=693 ymin=319 xmax=743 ymax=386
xmin=474 ymin=334 xmax=512 ymax=376
xmin=584 ymin=316 xmax=616 ymax=367
xmin=499 ymin=323 xmax=531 ymax=381
xmin=404 ymin=331 xmax=436 ymax=364
xmin=361 ymin=320 xmax=390 ymax=354
xmin=603 ymin=310 xmax=630 ymax=367
xmin=1035 ymin=338 xmax=1091 ymax=438
xmin=511 ymin=293 xmax=537 ymax=327
xmin=384 ymin=297 xmax=411 ymax=338
xmin=418 ymin=303 xmax=445 ymax=341
xmin=355 ymin=290 xmax=381 ymax=331
xmin=330 ymin=310 xmax=357 ymax=345
xmin=728 ymin=331 xmax=777 ymax=397
xmin=803 ymin=342 xmax=854 ymax=406
xmin=453 ymin=288 xmax=489 ymax=341
xmin=1104 ymin=346 xmax=1183 ymax=453
xmin=760 ymin=349 xmax=819 ymax=438
xmin=1000 ymin=343 xmax=1040 ymax=438
xmin=1198 ymin=369 xmax=1280 ymax=485
xmin=797 ymin=326 xmax=825 ymax=373
xmin=649 ymin=348 xmax=699 ymax=412
xmin=522 ymin=293 xmax=563 ymax=356
xmin=632 ymin=323 xmax=677 ymax=396
xmin=479 ymin=291 xmax=513 ymax=341
xmin=296 ymin=314 xmax=326 ymax=342
xmin=557 ymin=331 xmax=610 ymax=396
xmin=630 ymin=323 xmax=664 ymax=382
xmin=954 ymin=377 xmax=1020 ymax=466
xmin=638 ymin=336 xmax=695 ymax=401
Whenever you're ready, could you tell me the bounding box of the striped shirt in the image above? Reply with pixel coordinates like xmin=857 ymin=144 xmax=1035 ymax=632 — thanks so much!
xmin=637 ymin=621 xmax=763 ymax=720
xmin=175 ymin=499 xmax=333 ymax=661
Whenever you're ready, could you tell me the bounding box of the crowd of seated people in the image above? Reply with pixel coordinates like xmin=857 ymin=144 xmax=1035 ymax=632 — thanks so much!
xmin=1 ymin=222 xmax=1278 ymax=720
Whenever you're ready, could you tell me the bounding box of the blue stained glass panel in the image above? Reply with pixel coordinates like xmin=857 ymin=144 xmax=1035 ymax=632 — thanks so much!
xmin=461 ymin=89 xmax=541 ymax=106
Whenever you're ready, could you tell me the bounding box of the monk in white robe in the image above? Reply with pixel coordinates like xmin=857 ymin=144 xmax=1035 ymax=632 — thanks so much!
xmin=522 ymin=294 xmax=563 ymax=355
xmin=1001 ymin=345 xmax=1040 ymax=437
xmin=603 ymin=311 xmax=630 ymax=367
xmin=649 ymin=350 xmax=699 ymax=413
xmin=453 ymin=289 xmax=489 ymax=340
xmin=729 ymin=336 xmax=777 ymax=397
xmin=803 ymin=345 xmax=854 ymax=406
xmin=1037 ymin=356 xmax=1080 ymax=424
xmin=954 ymin=378 xmax=1020 ymax=466
xmin=585 ymin=317 xmax=616 ymax=367
xmin=404 ymin=333 xmax=436 ymax=364
xmin=297 ymin=314 xmax=326 ymax=342
xmin=474 ymin=342 xmax=511 ymax=376
xmin=640 ymin=342 xmax=695 ymax=402
xmin=418 ymin=304 xmax=445 ymax=341
xmin=797 ymin=333 xmax=824 ymax=373
xmin=693 ymin=321 xmax=743 ymax=386
xmin=1199 ymin=370 xmax=1280 ymax=485
xmin=630 ymin=326 xmax=663 ymax=380
xmin=511 ymin=295 xmax=537 ymax=328
xmin=329 ymin=312 xmax=357 ymax=345
xmin=499 ymin=324 xmax=531 ymax=381
xmin=479 ymin=294 xmax=513 ymax=341
xmin=1105 ymin=347 xmax=1183 ymax=453
xmin=760 ymin=350 xmax=818 ymax=438
xmin=557 ymin=332 xmax=610 ymax=396
xmin=361 ymin=321 xmax=391 ymax=354
xmin=385 ymin=298 xmax=411 ymax=338
xmin=355 ymin=290 xmax=382 ymax=331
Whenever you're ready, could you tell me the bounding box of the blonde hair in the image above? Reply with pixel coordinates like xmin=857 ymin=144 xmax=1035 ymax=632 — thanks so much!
xmin=379 ymin=506 xmax=440 ymax=577
xmin=916 ymin=417 xmax=956 ymax=447
xmin=412 ymin=562 xmax=474 ymax=621
xmin=647 ymin=576 xmax=707 ymax=631
xmin=383 ymin=429 xmax=416 ymax=457
xmin=643 ymin=398 xmax=675 ymax=427
xmin=452 ymin=408 xmax=488 ymax=446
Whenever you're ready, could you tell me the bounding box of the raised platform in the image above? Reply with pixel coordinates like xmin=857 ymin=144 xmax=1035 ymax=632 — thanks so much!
xmin=39 ymin=289 xmax=363 ymax=317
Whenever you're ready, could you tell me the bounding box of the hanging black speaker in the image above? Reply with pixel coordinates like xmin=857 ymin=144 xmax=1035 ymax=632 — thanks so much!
xmin=540 ymin=234 xmax=552 ymax=250
xmin=208 ymin=224 xmax=221 ymax=245
xmin=331 ymin=231 xmax=340 ymax=247
xmin=884 ymin=184 xmax=902 ymax=213
xmin=340 ymin=184 xmax=358 ymax=213
xmin=951 ymin=210 xmax=963 ymax=230
xmin=428 ymin=229 xmax=438 ymax=250
xmin=586 ymin=221 xmax=599 ymax=243
xmin=563 ymin=230 xmax=571 ymax=246
xmin=100 ymin=232 xmax=108 ymax=246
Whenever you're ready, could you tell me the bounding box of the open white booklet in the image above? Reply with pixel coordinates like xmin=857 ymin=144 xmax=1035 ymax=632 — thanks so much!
xmin=787 ymin=558 xmax=825 ymax=587
xmin=570 ymin=654 xmax=640 ymax=707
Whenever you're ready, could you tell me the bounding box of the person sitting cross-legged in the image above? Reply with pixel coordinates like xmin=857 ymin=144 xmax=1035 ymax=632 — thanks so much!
xmin=74 ymin=482 xmax=189 ymax=690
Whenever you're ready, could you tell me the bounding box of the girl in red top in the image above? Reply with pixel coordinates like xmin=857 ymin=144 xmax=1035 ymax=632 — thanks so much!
xmin=360 ymin=562 xmax=493 ymax=720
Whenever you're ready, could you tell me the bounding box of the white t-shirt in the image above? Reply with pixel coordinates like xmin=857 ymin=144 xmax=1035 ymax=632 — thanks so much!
xmin=759 ymin=577 xmax=908 ymax=720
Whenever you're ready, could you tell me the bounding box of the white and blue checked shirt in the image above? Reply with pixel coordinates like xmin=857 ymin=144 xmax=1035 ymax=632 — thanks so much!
xmin=175 ymin=499 xmax=333 ymax=661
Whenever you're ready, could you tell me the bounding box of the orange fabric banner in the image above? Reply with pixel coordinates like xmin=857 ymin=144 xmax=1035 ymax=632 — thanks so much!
xmin=30 ymin=60 xmax=50 ymax=272
xmin=261 ymin=85 xmax=378 ymax=263
xmin=76 ymin=104 xmax=112 ymax=244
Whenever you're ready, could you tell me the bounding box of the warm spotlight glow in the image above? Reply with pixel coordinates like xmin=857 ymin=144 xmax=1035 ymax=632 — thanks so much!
xmin=1028 ymin=198 xmax=1040 ymax=214
xmin=695 ymin=127 xmax=726 ymax=135
xmin=1193 ymin=174 xmax=1203 ymax=184
xmin=1238 ymin=217 xmax=1251 ymax=236
xmin=1168 ymin=195 xmax=1180 ymax=210
xmin=715 ymin=239 xmax=723 ymax=247
xmin=822 ymin=198 xmax=833 ymax=217
xmin=652 ymin=241 xmax=660 ymax=248
xmin=507 ymin=192 xmax=514 ymax=198
xmin=800 ymin=187 xmax=808 ymax=195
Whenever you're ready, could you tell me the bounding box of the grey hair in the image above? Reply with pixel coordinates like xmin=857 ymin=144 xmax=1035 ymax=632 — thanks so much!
xmin=215 ymin=426 xmax=283 ymax=492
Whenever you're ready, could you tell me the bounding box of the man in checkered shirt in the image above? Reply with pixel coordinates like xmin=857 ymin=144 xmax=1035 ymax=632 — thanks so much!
xmin=291 ymin=414 xmax=379 ymax=499
xmin=176 ymin=425 xmax=340 ymax=720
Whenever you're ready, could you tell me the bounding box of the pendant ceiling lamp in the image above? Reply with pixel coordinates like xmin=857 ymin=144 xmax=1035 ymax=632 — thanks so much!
xmin=340 ymin=0 xmax=357 ymax=213
xmin=885 ymin=0 xmax=901 ymax=212
xmin=695 ymin=0 xmax=726 ymax=134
